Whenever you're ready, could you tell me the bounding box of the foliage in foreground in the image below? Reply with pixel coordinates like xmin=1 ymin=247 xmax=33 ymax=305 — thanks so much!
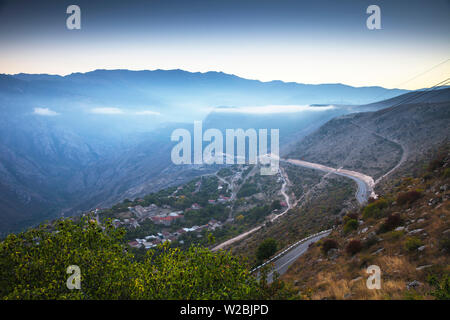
xmin=0 ymin=218 xmax=292 ymax=300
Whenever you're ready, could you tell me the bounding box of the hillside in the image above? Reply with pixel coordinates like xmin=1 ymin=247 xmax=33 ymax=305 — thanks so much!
xmin=288 ymin=89 xmax=450 ymax=180
xmin=281 ymin=147 xmax=450 ymax=299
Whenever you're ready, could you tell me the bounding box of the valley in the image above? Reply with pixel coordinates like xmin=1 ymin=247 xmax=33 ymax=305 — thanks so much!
xmin=0 ymin=73 xmax=449 ymax=301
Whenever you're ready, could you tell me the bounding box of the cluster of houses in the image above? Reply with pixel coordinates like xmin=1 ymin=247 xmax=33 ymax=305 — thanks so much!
xmin=112 ymin=217 xmax=140 ymax=229
xmin=149 ymin=211 xmax=184 ymax=226
xmin=207 ymin=195 xmax=231 ymax=205
xmin=127 ymin=219 xmax=223 ymax=250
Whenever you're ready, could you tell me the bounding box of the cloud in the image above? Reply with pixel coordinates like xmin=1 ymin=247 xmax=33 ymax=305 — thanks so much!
xmin=33 ymin=107 xmax=60 ymax=116
xmin=89 ymin=107 xmax=161 ymax=116
xmin=89 ymin=107 xmax=124 ymax=114
xmin=134 ymin=110 xmax=161 ymax=116
xmin=211 ymin=105 xmax=335 ymax=114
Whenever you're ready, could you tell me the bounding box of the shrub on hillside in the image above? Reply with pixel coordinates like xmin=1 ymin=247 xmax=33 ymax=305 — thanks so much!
xmin=321 ymin=239 xmax=338 ymax=255
xmin=343 ymin=212 xmax=358 ymax=224
xmin=404 ymin=236 xmax=423 ymax=252
xmin=346 ymin=240 xmax=363 ymax=255
xmin=378 ymin=213 xmax=403 ymax=234
xmin=396 ymin=190 xmax=422 ymax=205
xmin=343 ymin=219 xmax=359 ymax=234
xmin=256 ymin=238 xmax=278 ymax=262
xmin=427 ymin=273 xmax=450 ymax=300
xmin=362 ymin=198 xmax=389 ymax=220
xmin=386 ymin=230 xmax=405 ymax=240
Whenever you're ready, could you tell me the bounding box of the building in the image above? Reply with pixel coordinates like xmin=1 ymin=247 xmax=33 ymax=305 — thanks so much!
xmin=128 ymin=241 xmax=141 ymax=248
xmin=218 ymin=195 xmax=231 ymax=203
xmin=150 ymin=214 xmax=184 ymax=226
xmin=191 ymin=203 xmax=201 ymax=210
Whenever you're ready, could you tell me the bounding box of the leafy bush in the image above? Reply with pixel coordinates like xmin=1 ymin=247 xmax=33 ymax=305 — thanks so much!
xmin=396 ymin=190 xmax=422 ymax=205
xmin=346 ymin=240 xmax=363 ymax=255
xmin=343 ymin=219 xmax=359 ymax=234
xmin=343 ymin=212 xmax=358 ymax=224
xmin=378 ymin=213 xmax=403 ymax=234
xmin=427 ymin=273 xmax=450 ymax=300
xmin=256 ymin=238 xmax=278 ymax=262
xmin=404 ymin=236 xmax=423 ymax=252
xmin=387 ymin=230 xmax=405 ymax=240
xmin=362 ymin=199 xmax=389 ymax=219
xmin=321 ymin=239 xmax=338 ymax=255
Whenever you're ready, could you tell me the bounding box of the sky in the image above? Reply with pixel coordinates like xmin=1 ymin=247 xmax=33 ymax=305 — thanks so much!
xmin=0 ymin=0 xmax=449 ymax=89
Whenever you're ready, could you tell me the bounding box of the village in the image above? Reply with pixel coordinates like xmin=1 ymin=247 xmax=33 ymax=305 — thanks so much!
xmin=102 ymin=179 xmax=234 ymax=250
xmin=93 ymin=164 xmax=286 ymax=251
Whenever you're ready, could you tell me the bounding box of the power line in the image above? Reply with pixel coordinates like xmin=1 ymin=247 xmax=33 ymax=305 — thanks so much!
xmin=388 ymin=77 xmax=450 ymax=109
xmin=395 ymin=58 xmax=450 ymax=89
xmin=370 ymin=57 xmax=450 ymax=103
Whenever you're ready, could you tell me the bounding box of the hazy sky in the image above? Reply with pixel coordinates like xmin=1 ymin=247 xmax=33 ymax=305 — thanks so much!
xmin=0 ymin=0 xmax=449 ymax=89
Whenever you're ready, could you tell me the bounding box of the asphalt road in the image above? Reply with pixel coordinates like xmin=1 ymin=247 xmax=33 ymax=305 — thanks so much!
xmin=282 ymin=159 xmax=376 ymax=205
xmin=256 ymin=230 xmax=331 ymax=283
xmin=333 ymin=170 xmax=369 ymax=204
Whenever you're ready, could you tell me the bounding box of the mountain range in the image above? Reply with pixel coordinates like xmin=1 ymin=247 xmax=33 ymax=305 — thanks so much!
xmin=0 ymin=69 xmax=444 ymax=234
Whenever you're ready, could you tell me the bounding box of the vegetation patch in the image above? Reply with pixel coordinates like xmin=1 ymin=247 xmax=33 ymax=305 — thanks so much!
xmin=396 ymin=190 xmax=422 ymax=206
xmin=343 ymin=219 xmax=358 ymax=234
xmin=404 ymin=236 xmax=423 ymax=252
xmin=321 ymin=239 xmax=338 ymax=255
xmin=362 ymin=198 xmax=389 ymax=220
xmin=345 ymin=239 xmax=363 ymax=255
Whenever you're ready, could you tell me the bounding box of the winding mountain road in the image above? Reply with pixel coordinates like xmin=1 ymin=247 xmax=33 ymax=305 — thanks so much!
xmin=282 ymin=159 xmax=377 ymax=204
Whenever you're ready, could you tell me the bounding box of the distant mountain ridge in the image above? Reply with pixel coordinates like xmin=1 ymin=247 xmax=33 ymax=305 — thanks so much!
xmin=2 ymin=69 xmax=409 ymax=118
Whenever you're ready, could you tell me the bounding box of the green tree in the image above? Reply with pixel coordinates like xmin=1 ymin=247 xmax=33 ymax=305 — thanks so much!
xmin=271 ymin=200 xmax=282 ymax=211
xmin=256 ymin=238 xmax=278 ymax=263
xmin=0 ymin=217 xmax=290 ymax=300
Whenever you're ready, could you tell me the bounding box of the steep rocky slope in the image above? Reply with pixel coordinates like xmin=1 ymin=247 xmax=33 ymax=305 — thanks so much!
xmin=281 ymin=147 xmax=450 ymax=299
xmin=288 ymin=90 xmax=450 ymax=180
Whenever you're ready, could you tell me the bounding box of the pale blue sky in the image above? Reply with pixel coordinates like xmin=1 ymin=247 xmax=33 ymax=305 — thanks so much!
xmin=0 ymin=0 xmax=449 ymax=89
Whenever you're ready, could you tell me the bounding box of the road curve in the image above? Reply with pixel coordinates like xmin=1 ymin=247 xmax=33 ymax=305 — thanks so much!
xmin=282 ymin=159 xmax=376 ymax=204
